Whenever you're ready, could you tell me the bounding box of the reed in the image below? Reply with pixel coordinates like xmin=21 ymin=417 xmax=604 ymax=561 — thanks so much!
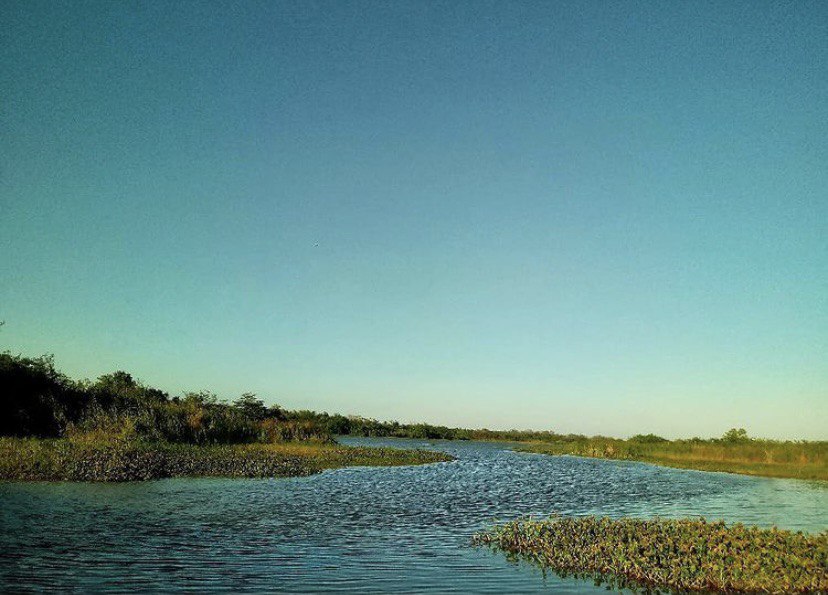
xmin=474 ymin=515 xmax=828 ymax=593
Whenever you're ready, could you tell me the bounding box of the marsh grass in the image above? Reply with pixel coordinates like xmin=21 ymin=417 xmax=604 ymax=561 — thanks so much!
xmin=474 ymin=515 xmax=828 ymax=593
xmin=519 ymin=437 xmax=828 ymax=481
xmin=0 ymin=437 xmax=453 ymax=482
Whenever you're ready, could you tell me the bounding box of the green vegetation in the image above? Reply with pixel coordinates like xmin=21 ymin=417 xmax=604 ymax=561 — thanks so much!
xmin=0 ymin=351 xmax=554 ymax=444
xmin=0 ymin=437 xmax=450 ymax=482
xmin=0 ymin=352 xmax=333 ymax=443
xmin=0 ymin=350 xmax=576 ymax=446
xmin=0 ymin=352 xmax=452 ymax=481
xmin=517 ymin=430 xmax=828 ymax=481
xmin=286 ymin=411 xmax=566 ymax=442
xmin=474 ymin=515 xmax=828 ymax=593
xmin=3 ymin=350 xmax=825 ymax=481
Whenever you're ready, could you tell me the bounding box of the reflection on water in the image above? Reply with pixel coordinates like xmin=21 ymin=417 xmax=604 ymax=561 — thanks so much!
xmin=1 ymin=438 xmax=825 ymax=593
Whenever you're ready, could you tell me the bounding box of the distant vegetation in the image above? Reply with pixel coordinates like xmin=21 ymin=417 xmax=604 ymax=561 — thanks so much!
xmin=474 ymin=515 xmax=827 ymax=593
xmin=0 ymin=351 xmax=567 ymax=444
xmin=2 ymin=351 xmax=825 ymax=481
xmin=518 ymin=431 xmax=827 ymax=481
xmin=287 ymin=410 xmax=566 ymax=442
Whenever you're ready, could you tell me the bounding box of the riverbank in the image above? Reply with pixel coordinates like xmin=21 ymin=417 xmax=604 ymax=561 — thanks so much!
xmin=0 ymin=437 xmax=453 ymax=481
xmin=474 ymin=515 xmax=828 ymax=593
xmin=518 ymin=438 xmax=827 ymax=481
xmin=5 ymin=352 xmax=824 ymax=484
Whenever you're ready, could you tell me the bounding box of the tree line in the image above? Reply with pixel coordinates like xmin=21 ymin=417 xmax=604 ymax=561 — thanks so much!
xmin=0 ymin=351 xmax=579 ymax=444
xmin=1 ymin=351 xmax=775 ymax=447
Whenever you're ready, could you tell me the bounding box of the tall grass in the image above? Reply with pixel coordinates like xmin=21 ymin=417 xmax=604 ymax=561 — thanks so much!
xmin=519 ymin=434 xmax=828 ymax=480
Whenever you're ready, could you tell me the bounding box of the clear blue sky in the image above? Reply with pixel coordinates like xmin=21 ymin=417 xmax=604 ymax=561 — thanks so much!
xmin=2 ymin=1 xmax=826 ymax=439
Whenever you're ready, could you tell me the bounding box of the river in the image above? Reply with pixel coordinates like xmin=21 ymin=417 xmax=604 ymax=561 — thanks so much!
xmin=1 ymin=437 xmax=825 ymax=593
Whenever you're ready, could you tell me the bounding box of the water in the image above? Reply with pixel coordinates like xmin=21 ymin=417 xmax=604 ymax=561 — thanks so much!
xmin=1 ymin=438 xmax=826 ymax=593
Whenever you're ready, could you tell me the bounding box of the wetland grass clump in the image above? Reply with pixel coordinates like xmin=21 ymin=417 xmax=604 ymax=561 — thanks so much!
xmin=518 ymin=430 xmax=828 ymax=481
xmin=474 ymin=515 xmax=828 ymax=594
xmin=0 ymin=437 xmax=453 ymax=482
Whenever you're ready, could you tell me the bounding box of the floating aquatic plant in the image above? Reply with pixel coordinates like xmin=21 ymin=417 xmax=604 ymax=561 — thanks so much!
xmin=0 ymin=438 xmax=453 ymax=482
xmin=473 ymin=515 xmax=828 ymax=593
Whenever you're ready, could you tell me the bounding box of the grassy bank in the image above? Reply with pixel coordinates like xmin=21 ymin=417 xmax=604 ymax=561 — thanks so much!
xmin=4 ymin=351 xmax=825 ymax=482
xmin=474 ymin=516 xmax=828 ymax=593
xmin=0 ymin=437 xmax=453 ymax=482
xmin=518 ymin=435 xmax=828 ymax=481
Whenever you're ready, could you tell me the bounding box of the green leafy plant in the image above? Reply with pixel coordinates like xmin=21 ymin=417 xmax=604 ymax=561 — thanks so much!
xmin=474 ymin=515 xmax=828 ymax=593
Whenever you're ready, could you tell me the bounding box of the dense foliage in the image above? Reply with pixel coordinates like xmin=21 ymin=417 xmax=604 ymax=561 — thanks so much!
xmin=0 ymin=352 xmax=457 ymax=481
xmin=286 ymin=409 xmax=566 ymax=442
xmin=0 ymin=352 xmax=328 ymax=444
xmin=474 ymin=515 xmax=828 ymax=593
xmin=0 ymin=351 xmax=566 ymax=444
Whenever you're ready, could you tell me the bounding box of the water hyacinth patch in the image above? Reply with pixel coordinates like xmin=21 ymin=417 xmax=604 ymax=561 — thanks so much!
xmin=0 ymin=438 xmax=453 ymax=482
xmin=473 ymin=515 xmax=828 ymax=593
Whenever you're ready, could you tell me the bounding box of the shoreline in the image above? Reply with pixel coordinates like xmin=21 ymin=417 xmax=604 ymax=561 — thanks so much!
xmin=517 ymin=441 xmax=827 ymax=481
xmin=0 ymin=437 xmax=454 ymax=482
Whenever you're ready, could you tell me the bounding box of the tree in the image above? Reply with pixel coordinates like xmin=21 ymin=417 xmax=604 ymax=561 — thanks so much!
xmin=234 ymin=393 xmax=267 ymax=421
xmin=722 ymin=428 xmax=750 ymax=443
xmin=182 ymin=391 xmax=218 ymax=406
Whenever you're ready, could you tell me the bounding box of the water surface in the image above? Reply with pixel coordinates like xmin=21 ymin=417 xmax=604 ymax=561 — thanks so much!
xmin=1 ymin=438 xmax=825 ymax=593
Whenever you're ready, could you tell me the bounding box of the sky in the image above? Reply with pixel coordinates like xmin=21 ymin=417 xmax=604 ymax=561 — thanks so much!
xmin=1 ymin=1 xmax=826 ymax=439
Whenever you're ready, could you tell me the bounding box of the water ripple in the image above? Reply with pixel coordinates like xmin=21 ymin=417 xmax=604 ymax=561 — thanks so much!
xmin=0 ymin=438 xmax=825 ymax=593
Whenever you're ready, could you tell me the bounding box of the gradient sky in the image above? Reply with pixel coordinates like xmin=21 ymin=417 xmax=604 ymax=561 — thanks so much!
xmin=2 ymin=1 xmax=826 ymax=439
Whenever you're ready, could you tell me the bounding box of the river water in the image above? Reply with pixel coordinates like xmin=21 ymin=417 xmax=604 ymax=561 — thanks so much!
xmin=1 ymin=437 xmax=826 ymax=593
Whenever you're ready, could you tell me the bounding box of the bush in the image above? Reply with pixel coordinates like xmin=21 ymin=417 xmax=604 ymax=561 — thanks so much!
xmin=629 ymin=433 xmax=668 ymax=443
xmin=0 ymin=353 xmax=88 ymax=437
xmin=722 ymin=427 xmax=751 ymax=443
xmin=0 ymin=352 xmax=329 ymax=445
